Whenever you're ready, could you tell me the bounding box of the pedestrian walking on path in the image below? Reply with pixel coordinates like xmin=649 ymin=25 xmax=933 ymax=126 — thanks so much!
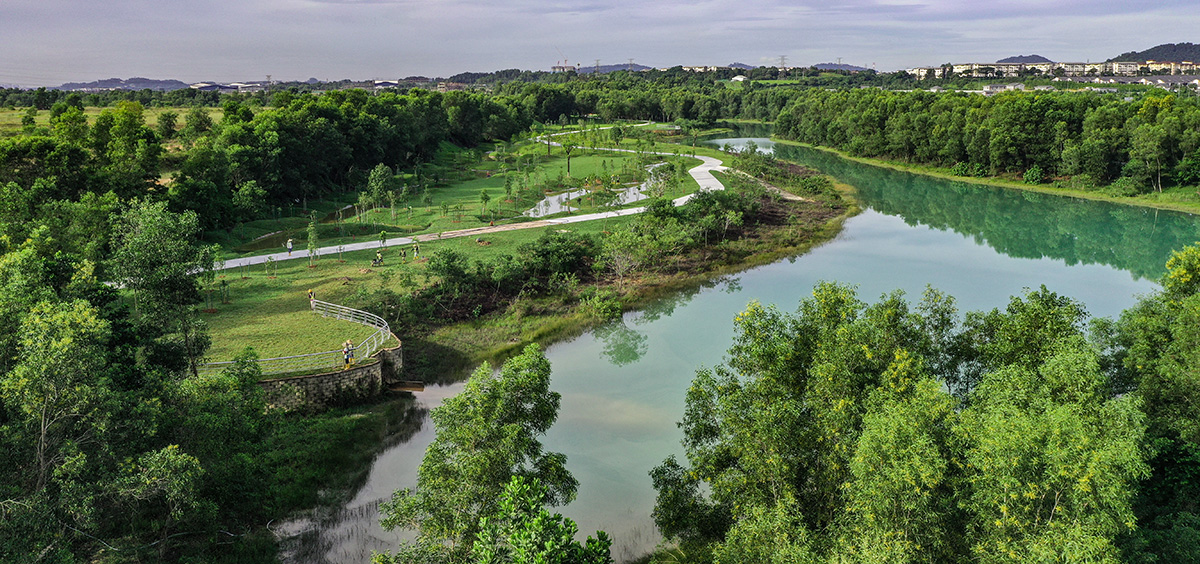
xmin=287 ymin=238 xmax=294 ymax=256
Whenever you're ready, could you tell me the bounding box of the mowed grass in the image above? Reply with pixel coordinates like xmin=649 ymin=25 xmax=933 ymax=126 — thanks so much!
xmin=216 ymin=148 xmax=683 ymax=258
xmin=204 ymin=218 xmax=632 ymax=362
xmin=204 ymin=269 xmax=386 ymax=362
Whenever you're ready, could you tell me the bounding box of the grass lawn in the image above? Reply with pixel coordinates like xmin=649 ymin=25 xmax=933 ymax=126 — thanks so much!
xmin=204 ymin=268 xmax=387 ymax=363
xmin=212 ymin=146 xmax=700 ymax=259
xmin=205 ymin=218 xmax=633 ymax=363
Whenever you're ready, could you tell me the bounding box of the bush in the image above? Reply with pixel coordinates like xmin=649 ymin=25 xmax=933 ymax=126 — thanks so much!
xmin=518 ymin=230 xmax=598 ymax=279
xmin=579 ymin=288 xmax=622 ymax=320
xmin=950 ymin=162 xmax=971 ymax=176
xmin=797 ymin=175 xmax=834 ymax=195
xmin=1105 ymin=176 xmax=1144 ymax=197
xmin=1023 ymin=165 xmax=1045 ymax=184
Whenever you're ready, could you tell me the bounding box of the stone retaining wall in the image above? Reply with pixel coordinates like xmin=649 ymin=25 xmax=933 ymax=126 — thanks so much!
xmin=258 ymin=339 xmax=402 ymax=412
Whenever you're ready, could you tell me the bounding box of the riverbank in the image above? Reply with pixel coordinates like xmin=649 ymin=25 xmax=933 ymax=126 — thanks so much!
xmin=402 ymin=170 xmax=856 ymax=383
xmin=263 ymin=157 xmax=857 ymax=563
xmin=771 ymin=138 xmax=1200 ymax=216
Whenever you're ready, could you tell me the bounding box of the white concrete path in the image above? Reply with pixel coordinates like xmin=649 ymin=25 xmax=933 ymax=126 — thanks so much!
xmin=218 ymin=126 xmax=728 ymax=271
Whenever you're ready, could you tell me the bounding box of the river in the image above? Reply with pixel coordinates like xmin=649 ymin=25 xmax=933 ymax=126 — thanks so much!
xmin=288 ymin=125 xmax=1199 ymax=563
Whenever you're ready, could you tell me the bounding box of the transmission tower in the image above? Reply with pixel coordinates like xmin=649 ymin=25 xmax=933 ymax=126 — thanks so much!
xmin=628 ymin=58 xmax=635 ymax=71
xmin=779 ymin=55 xmax=787 ymax=70
xmin=595 ymin=59 xmax=601 ymax=75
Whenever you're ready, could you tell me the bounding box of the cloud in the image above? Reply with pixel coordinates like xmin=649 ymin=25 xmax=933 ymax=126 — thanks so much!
xmin=0 ymin=0 xmax=1195 ymax=85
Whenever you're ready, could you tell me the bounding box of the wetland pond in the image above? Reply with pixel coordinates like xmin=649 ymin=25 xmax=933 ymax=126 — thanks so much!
xmin=287 ymin=125 xmax=1200 ymax=563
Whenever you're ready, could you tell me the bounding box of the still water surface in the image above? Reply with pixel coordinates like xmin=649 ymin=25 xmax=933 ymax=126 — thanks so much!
xmin=296 ymin=129 xmax=1200 ymax=563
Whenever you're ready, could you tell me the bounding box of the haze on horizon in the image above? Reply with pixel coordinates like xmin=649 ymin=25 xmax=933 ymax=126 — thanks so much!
xmin=2 ymin=0 xmax=1195 ymax=87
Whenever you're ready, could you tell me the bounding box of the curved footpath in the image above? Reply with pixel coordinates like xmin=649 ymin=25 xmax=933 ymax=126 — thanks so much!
xmin=218 ymin=142 xmax=727 ymax=271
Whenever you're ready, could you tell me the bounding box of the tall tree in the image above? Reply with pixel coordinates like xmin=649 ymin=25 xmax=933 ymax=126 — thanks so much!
xmin=108 ymin=200 xmax=215 ymax=376
xmin=377 ymin=344 xmax=577 ymax=563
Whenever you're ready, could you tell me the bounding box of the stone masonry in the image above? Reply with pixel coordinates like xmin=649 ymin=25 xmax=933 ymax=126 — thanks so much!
xmin=258 ymin=340 xmax=402 ymax=412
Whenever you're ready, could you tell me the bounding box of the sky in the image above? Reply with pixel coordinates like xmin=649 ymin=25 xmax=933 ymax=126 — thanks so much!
xmin=1 ymin=0 xmax=1196 ymax=87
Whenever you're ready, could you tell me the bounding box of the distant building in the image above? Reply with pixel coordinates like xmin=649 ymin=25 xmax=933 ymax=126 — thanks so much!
xmin=189 ymin=82 xmax=238 ymax=94
xmin=731 ymin=75 xmax=748 ymax=82
xmin=908 ymin=59 xmax=1199 ymax=79
xmin=983 ymin=83 xmax=1026 ymax=94
xmin=681 ymin=66 xmax=732 ymax=72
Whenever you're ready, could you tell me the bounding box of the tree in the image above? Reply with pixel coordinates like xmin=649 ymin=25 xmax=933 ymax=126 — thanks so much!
xmin=479 ymin=188 xmax=491 ymax=217
xmin=469 ymin=477 xmax=612 ymax=564
xmin=377 ymin=344 xmax=578 ymax=563
xmin=1 ymin=300 xmax=110 ymax=493
xmin=50 ymin=106 xmax=89 ymax=143
xmin=367 ymin=163 xmax=394 ymax=207
xmin=957 ymin=338 xmax=1148 ymax=563
xmin=561 ymin=135 xmax=579 ymax=175
xmin=1116 ymin=244 xmax=1200 ymax=560
xmin=307 ymin=220 xmax=319 ymax=267
xmin=841 ymin=351 xmax=960 ymax=562
xmin=179 ymin=106 xmax=213 ymax=142
xmin=108 ymin=200 xmax=215 ymax=376
xmin=156 ymin=110 xmax=178 ymax=141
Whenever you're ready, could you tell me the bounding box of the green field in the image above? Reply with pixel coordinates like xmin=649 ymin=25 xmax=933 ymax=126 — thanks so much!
xmin=204 ymin=217 xmax=635 ymax=364
xmin=212 ymin=146 xmax=702 ymax=259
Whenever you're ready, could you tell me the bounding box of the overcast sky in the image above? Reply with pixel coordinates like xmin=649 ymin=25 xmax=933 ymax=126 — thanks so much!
xmin=1 ymin=0 xmax=1195 ymax=87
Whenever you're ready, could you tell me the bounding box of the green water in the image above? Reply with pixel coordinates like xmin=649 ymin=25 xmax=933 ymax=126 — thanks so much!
xmin=301 ymin=131 xmax=1184 ymax=563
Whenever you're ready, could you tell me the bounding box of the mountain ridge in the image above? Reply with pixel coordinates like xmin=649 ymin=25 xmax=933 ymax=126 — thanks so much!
xmin=997 ymin=54 xmax=1052 ymax=64
xmin=1109 ymin=43 xmax=1200 ymax=62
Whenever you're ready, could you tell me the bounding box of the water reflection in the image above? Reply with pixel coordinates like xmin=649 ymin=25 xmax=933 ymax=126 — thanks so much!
xmin=634 ymin=275 xmax=743 ymax=325
xmin=594 ymin=321 xmax=648 ymax=366
xmin=277 ymin=396 xmax=430 ymax=563
xmin=705 ymin=130 xmax=1200 ymax=281
xmin=298 ymin=128 xmax=1187 ymax=564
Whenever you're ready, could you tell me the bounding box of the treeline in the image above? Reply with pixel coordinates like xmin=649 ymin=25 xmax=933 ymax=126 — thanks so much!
xmin=652 ymin=244 xmax=1200 ymax=563
xmin=0 ymin=79 xmax=810 ymax=258
xmin=775 ymin=89 xmax=1200 ymax=193
xmin=2 ymin=86 xmax=226 ymax=109
xmin=769 ymin=142 xmax=1200 ymax=280
xmin=0 ymin=87 xmax=536 ymax=256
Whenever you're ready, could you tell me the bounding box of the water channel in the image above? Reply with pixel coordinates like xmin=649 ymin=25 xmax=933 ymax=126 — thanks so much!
xmin=291 ymin=125 xmax=1200 ymax=563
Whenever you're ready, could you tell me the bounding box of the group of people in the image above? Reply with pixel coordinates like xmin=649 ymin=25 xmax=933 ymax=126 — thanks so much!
xmin=284 ymin=236 xmax=423 ymax=265
xmin=371 ymin=241 xmax=420 ymax=267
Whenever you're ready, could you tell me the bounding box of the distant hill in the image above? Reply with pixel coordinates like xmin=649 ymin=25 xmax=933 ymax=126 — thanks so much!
xmin=1109 ymin=43 xmax=1200 ymax=62
xmin=997 ymin=54 xmax=1052 ymax=64
xmin=728 ymin=62 xmax=755 ymax=70
xmin=56 ymin=77 xmax=189 ymax=91
xmin=813 ymin=62 xmax=868 ymax=72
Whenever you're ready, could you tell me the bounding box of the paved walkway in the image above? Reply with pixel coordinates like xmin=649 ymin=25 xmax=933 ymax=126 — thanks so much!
xmin=218 ymin=128 xmax=728 ymax=271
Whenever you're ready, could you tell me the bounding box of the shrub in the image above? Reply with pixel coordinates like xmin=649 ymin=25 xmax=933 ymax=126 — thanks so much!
xmin=1023 ymin=165 xmax=1045 ymax=184
xmin=579 ymin=288 xmax=622 ymax=320
xmin=1104 ymin=177 xmax=1144 ymax=197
